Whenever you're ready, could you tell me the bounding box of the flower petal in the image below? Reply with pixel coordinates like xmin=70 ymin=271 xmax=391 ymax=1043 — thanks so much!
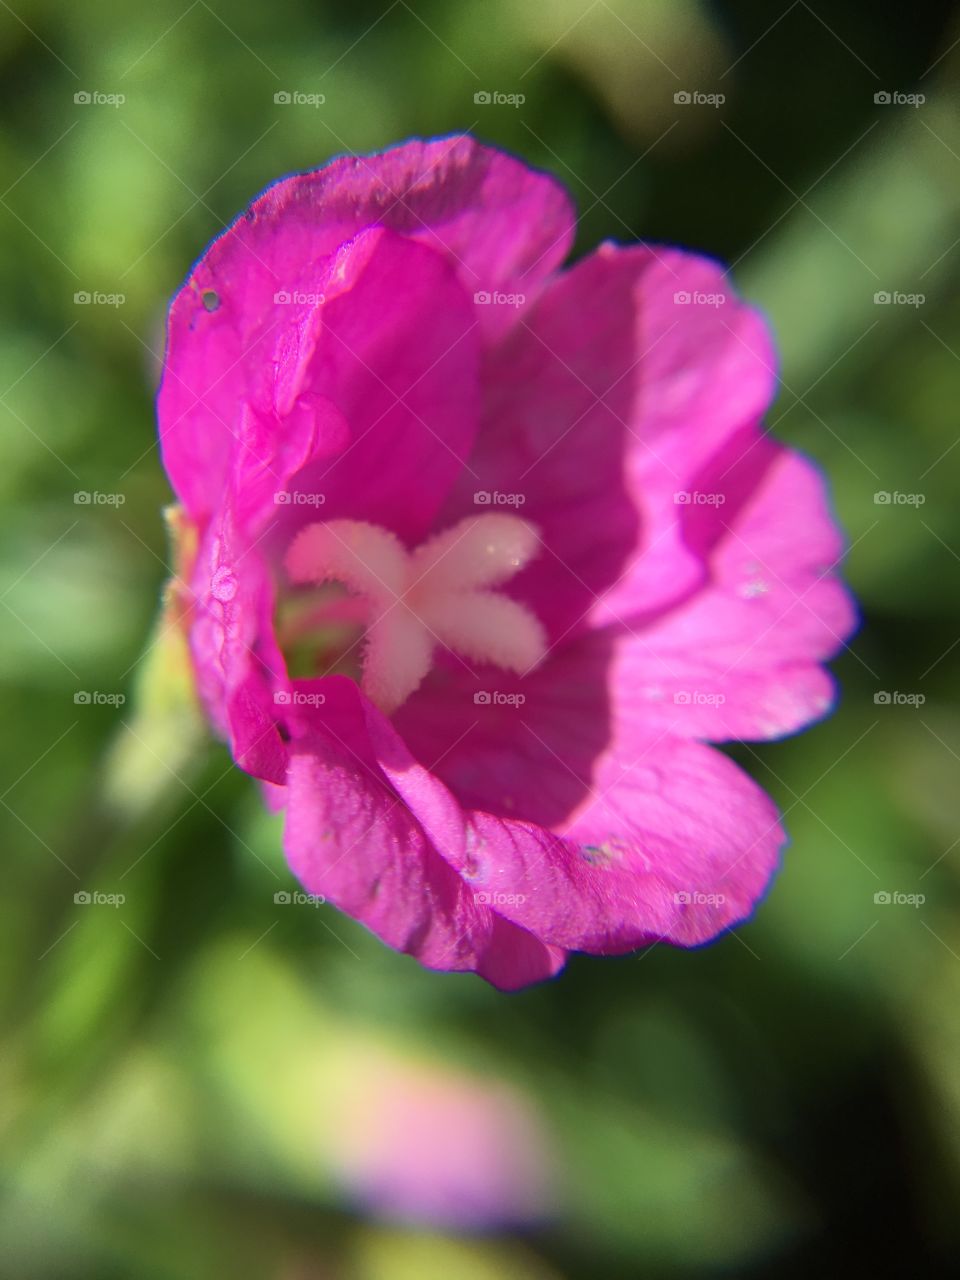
xmin=613 ymin=441 xmax=857 ymax=740
xmin=384 ymin=680 xmax=782 ymax=954
xmin=188 ymin=507 xmax=288 ymax=784
xmin=159 ymin=136 xmax=573 ymax=520
xmin=271 ymin=229 xmax=481 ymax=546
xmin=282 ymin=677 xmax=565 ymax=989
xmin=437 ymin=243 xmax=778 ymax=642
xmin=456 ymin=737 xmax=783 ymax=953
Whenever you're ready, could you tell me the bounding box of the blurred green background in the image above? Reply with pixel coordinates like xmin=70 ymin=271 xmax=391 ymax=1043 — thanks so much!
xmin=2 ymin=1 xmax=959 ymax=1275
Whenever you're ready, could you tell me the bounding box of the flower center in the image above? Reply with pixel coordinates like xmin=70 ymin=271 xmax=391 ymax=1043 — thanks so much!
xmin=283 ymin=514 xmax=548 ymax=714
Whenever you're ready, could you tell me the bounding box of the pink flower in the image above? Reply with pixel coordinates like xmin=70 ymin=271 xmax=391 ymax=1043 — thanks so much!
xmin=323 ymin=1045 xmax=555 ymax=1229
xmin=158 ymin=135 xmax=855 ymax=990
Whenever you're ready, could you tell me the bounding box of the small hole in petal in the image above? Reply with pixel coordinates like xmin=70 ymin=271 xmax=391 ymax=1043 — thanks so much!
xmin=581 ymin=841 xmax=623 ymax=867
xmin=201 ymin=289 xmax=220 ymax=312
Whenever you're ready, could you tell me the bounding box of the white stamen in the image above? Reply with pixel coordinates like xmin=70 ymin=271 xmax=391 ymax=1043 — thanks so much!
xmin=412 ymin=514 xmax=542 ymax=592
xmin=284 ymin=514 xmax=547 ymax=714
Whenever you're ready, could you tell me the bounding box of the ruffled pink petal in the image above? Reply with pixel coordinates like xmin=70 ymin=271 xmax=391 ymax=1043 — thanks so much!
xmin=164 ymin=224 xmax=481 ymax=552
xmin=603 ymin=248 xmax=779 ymax=628
xmin=267 ymin=228 xmax=480 ymax=548
xmin=446 ymin=734 xmax=782 ymax=954
xmin=188 ymin=508 xmax=288 ymax=784
xmin=159 ymin=136 xmax=573 ymax=521
xmin=437 ymin=243 xmax=778 ymax=643
xmin=282 ymin=677 xmax=566 ymax=990
xmin=614 ymin=442 xmax=857 ymax=740
xmin=290 ymin=135 xmax=575 ymax=339
xmin=372 ymin=681 xmax=781 ymax=954
xmin=393 ymin=635 xmax=613 ymax=828
xmin=401 ymin=440 xmax=851 ymax=804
